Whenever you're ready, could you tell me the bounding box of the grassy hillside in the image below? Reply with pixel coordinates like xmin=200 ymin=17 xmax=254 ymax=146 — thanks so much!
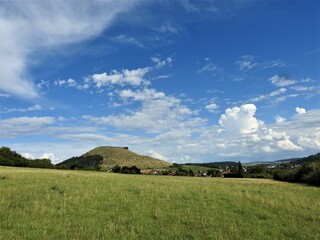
xmin=83 ymin=146 xmax=172 ymax=170
xmin=1 ymin=166 xmax=319 ymax=240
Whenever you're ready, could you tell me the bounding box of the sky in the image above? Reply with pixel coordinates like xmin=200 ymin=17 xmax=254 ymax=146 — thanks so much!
xmin=0 ymin=0 xmax=319 ymax=164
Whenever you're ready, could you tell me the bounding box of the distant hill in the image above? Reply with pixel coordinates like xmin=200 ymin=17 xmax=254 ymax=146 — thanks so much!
xmin=184 ymin=161 xmax=238 ymax=169
xmin=58 ymin=146 xmax=172 ymax=170
xmin=275 ymin=158 xmax=302 ymax=164
xmin=274 ymin=153 xmax=320 ymax=165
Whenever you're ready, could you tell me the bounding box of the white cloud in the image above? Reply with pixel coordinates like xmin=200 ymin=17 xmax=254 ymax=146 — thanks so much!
xmin=276 ymin=138 xmax=302 ymax=151
xmin=205 ymin=103 xmax=219 ymax=113
xmin=271 ymin=94 xmax=299 ymax=104
xmin=269 ymin=88 xmax=287 ymax=97
xmin=157 ymin=22 xmax=182 ymax=34
xmin=55 ymin=79 xmax=76 ymax=87
xmin=300 ymin=78 xmax=315 ymax=83
xmin=0 ymin=1 xmax=139 ymax=98
xmin=197 ymin=62 xmax=219 ymax=73
xmin=261 ymin=146 xmax=274 ymax=153
xmin=119 ymin=88 xmax=165 ymax=101
xmin=111 ymin=34 xmax=144 ymax=48
xmin=1 ymin=104 xmax=43 ymax=113
xmin=261 ymin=59 xmax=287 ymax=69
xmin=275 ymin=116 xmax=286 ymax=123
xmin=0 ymin=93 xmax=11 ymax=98
xmin=144 ymin=150 xmax=168 ymax=161
xmin=269 ymin=75 xmax=296 ymax=87
xmin=235 ymin=55 xmax=257 ymax=71
xmin=59 ymin=133 xmax=112 ymax=143
xmin=218 ymin=104 xmax=260 ymax=134
xmin=298 ymin=132 xmax=320 ymax=149
xmin=22 ymin=153 xmax=35 ymax=160
xmin=151 ymin=55 xmax=173 ymax=69
xmin=90 ymin=68 xmax=150 ymax=87
xmin=250 ymin=88 xmax=287 ymax=103
xmin=85 ymin=88 xmax=202 ymax=133
xmin=54 ymin=78 xmax=89 ymax=90
xmin=1 ymin=116 xmax=55 ymax=137
xmin=40 ymin=153 xmax=56 ymax=161
xmin=296 ymin=107 xmax=306 ymax=114
xmin=291 ymin=86 xmax=315 ymax=91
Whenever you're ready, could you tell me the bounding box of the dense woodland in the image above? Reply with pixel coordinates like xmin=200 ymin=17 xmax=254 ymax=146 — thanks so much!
xmin=0 ymin=147 xmax=53 ymax=169
xmin=0 ymin=146 xmax=319 ymax=186
xmin=55 ymin=155 xmax=103 ymax=170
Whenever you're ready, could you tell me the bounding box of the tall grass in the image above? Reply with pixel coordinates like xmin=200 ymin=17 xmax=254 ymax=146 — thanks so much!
xmin=0 ymin=166 xmax=319 ymax=240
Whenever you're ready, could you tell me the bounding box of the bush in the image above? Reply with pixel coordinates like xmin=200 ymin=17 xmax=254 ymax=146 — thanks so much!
xmin=112 ymin=165 xmax=141 ymax=174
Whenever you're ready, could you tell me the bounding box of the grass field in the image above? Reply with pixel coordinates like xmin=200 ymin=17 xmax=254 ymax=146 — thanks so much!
xmin=0 ymin=166 xmax=319 ymax=240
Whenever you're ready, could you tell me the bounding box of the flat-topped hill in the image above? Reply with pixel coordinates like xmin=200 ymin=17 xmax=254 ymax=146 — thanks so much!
xmin=58 ymin=146 xmax=172 ymax=170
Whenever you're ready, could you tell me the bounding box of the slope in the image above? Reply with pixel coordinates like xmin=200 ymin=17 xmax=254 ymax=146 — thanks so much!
xmin=60 ymin=146 xmax=172 ymax=170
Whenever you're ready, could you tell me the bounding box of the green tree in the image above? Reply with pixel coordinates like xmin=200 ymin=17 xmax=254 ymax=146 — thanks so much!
xmin=237 ymin=161 xmax=244 ymax=178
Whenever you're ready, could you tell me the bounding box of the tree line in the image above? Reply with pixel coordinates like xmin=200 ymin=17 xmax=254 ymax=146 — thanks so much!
xmin=0 ymin=147 xmax=53 ymax=169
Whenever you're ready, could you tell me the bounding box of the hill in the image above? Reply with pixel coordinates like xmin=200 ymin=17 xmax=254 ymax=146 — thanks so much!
xmin=58 ymin=146 xmax=172 ymax=170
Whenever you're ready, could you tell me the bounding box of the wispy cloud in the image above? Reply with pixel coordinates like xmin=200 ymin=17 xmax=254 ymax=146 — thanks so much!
xmin=0 ymin=1 xmax=140 ymax=99
xmin=1 ymin=104 xmax=43 ymax=113
xmin=111 ymin=34 xmax=144 ymax=48
xmin=197 ymin=62 xmax=220 ymax=74
xmin=261 ymin=59 xmax=287 ymax=69
xmin=250 ymin=88 xmax=287 ymax=103
xmin=269 ymin=75 xmax=296 ymax=87
xmin=235 ymin=55 xmax=257 ymax=71
xmin=157 ymin=22 xmax=183 ymax=34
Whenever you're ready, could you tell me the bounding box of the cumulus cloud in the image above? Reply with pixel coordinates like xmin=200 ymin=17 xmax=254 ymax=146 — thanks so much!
xmin=269 ymin=75 xmax=296 ymax=87
xmin=205 ymin=103 xmax=219 ymax=113
xmin=0 ymin=1 xmax=139 ymax=98
xmin=22 ymin=153 xmax=35 ymax=160
xmin=296 ymin=107 xmax=306 ymax=114
xmin=218 ymin=104 xmax=260 ymax=134
xmin=144 ymin=150 xmax=168 ymax=161
xmin=55 ymin=79 xmax=76 ymax=87
xmin=41 ymin=153 xmax=56 ymax=161
xmin=90 ymin=68 xmax=150 ymax=87
xmin=275 ymin=116 xmax=286 ymax=123
xmin=298 ymin=132 xmax=320 ymax=149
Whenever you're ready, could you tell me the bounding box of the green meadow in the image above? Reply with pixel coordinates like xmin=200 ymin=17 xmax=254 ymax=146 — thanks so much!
xmin=0 ymin=166 xmax=319 ymax=240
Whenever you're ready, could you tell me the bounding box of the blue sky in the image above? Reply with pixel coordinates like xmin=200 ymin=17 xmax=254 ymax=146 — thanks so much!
xmin=0 ymin=0 xmax=319 ymax=163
